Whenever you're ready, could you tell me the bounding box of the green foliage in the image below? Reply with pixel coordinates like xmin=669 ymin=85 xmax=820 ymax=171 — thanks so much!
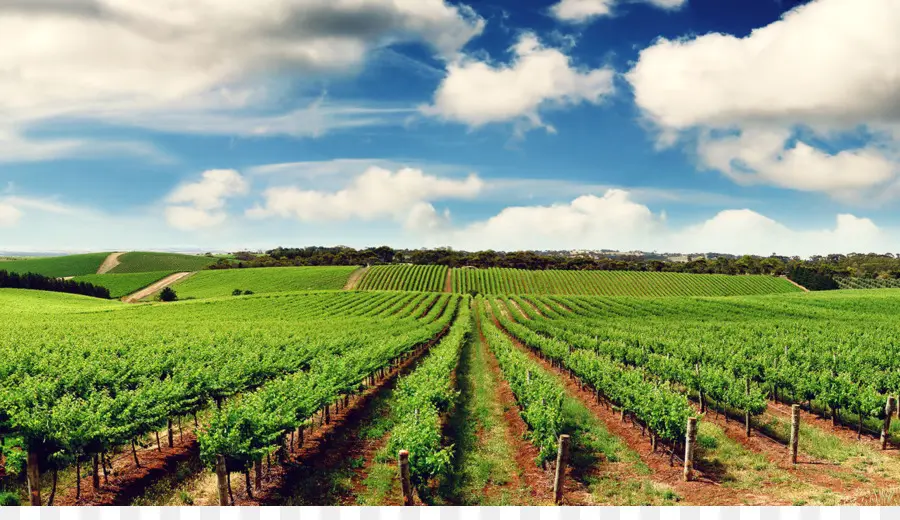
xmin=453 ymin=268 xmax=800 ymax=297
xmin=110 ymin=252 xmax=217 ymax=274
xmin=358 ymin=265 xmax=448 ymax=292
xmin=159 ymin=287 xmax=178 ymax=302
xmin=386 ymin=299 xmax=471 ymax=489
xmin=0 ymin=253 xmax=110 ymax=277
xmin=72 ymin=271 xmax=175 ymax=298
xmin=171 ymin=266 xmax=357 ymax=299
xmin=0 ymin=491 xmax=21 ymax=506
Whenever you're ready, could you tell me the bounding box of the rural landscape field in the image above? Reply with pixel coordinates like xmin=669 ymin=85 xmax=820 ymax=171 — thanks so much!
xmin=3 ymin=249 xmax=900 ymax=507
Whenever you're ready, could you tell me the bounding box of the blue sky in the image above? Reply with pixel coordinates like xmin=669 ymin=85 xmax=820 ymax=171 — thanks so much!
xmin=1 ymin=0 xmax=898 ymax=256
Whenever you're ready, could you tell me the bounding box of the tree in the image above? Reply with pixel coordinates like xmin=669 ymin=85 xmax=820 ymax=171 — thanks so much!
xmin=159 ymin=287 xmax=178 ymax=302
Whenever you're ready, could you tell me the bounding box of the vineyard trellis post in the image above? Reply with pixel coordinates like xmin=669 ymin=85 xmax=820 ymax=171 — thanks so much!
xmin=398 ymin=450 xmax=413 ymax=506
xmin=553 ymin=434 xmax=571 ymax=505
xmin=790 ymin=405 xmax=800 ymax=464
xmin=881 ymin=397 xmax=897 ymax=450
xmin=215 ymin=455 xmax=229 ymax=506
xmin=683 ymin=417 xmax=697 ymax=481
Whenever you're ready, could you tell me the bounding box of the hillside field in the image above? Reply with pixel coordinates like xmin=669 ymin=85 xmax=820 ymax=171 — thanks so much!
xmin=169 ymin=266 xmax=358 ymax=299
xmin=451 ymin=267 xmax=800 ymax=297
xmin=110 ymin=252 xmax=218 ymax=274
xmin=73 ymin=271 xmax=175 ymax=299
xmin=357 ymin=264 xmax=448 ymax=292
xmin=0 ymin=252 xmax=110 ymax=277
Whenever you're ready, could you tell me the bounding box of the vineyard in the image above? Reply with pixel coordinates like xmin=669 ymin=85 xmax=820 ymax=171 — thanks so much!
xmin=169 ymin=266 xmax=358 ymax=299
xmin=72 ymin=271 xmax=175 ymax=299
xmin=835 ymin=277 xmax=900 ymax=290
xmin=0 ymin=253 xmax=110 ymax=278
xmin=108 ymin=252 xmax=219 ymax=274
xmin=357 ymin=265 xmax=449 ymax=292
xmin=451 ymin=268 xmax=800 ymax=297
xmin=4 ymin=281 xmax=900 ymax=506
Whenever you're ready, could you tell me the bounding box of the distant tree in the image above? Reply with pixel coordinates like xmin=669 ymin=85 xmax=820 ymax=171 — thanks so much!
xmin=159 ymin=287 xmax=178 ymax=302
xmin=232 ymin=289 xmax=243 ymax=296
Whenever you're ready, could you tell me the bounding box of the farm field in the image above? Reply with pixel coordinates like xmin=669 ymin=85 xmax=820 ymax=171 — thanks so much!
xmin=109 ymin=252 xmax=218 ymax=274
xmin=836 ymin=277 xmax=900 ymax=290
xmin=451 ymin=268 xmax=801 ymax=297
xmin=170 ymin=266 xmax=358 ymax=299
xmin=0 ymin=253 xmax=110 ymax=278
xmin=72 ymin=271 xmax=175 ymax=299
xmin=4 ymin=284 xmax=900 ymax=507
xmin=357 ymin=265 xmax=448 ymax=292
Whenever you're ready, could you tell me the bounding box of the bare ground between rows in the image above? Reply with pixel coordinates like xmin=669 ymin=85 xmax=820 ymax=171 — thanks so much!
xmin=56 ymin=433 xmax=199 ymax=506
xmin=488 ymin=313 xmax=756 ymax=506
xmin=235 ymin=335 xmax=445 ymax=505
xmin=343 ymin=267 xmax=368 ymax=291
xmin=767 ymin=399 xmax=900 ymax=454
xmin=475 ymin=314 xmax=555 ymax=505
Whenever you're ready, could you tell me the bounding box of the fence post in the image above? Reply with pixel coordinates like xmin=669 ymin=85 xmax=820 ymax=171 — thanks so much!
xmin=215 ymin=455 xmax=229 ymax=506
xmin=399 ymin=450 xmax=413 ymax=506
xmin=553 ymin=435 xmax=571 ymax=505
xmin=27 ymin=449 xmax=41 ymax=506
xmin=881 ymin=397 xmax=897 ymax=450
xmin=683 ymin=417 xmax=697 ymax=481
xmin=790 ymin=405 xmax=800 ymax=464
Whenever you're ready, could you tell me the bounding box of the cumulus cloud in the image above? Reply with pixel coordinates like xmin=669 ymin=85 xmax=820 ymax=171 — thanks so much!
xmin=247 ymin=166 xmax=483 ymax=228
xmin=551 ymin=0 xmax=687 ymax=23
xmin=0 ymin=0 xmax=484 ymax=160
xmin=422 ymin=33 xmax=614 ymax=132
xmin=165 ymin=169 xmax=249 ymax=230
xmin=626 ymin=0 xmax=900 ymax=199
xmin=432 ymin=188 xmax=891 ymax=256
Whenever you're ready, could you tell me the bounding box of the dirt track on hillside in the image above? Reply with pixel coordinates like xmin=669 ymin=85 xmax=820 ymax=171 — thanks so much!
xmin=97 ymin=252 xmax=125 ymax=274
xmin=343 ymin=267 xmax=368 ymax=290
xmin=123 ymin=272 xmax=193 ymax=303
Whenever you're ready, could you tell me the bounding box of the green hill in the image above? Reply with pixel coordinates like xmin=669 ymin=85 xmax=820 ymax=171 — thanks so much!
xmin=0 ymin=253 xmax=110 ymax=277
xmin=110 ymin=252 xmax=218 ymax=274
xmin=72 ymin=271 xmax=175 ymax=299
xmin=170 ymin=266 xmax=358 ymax=299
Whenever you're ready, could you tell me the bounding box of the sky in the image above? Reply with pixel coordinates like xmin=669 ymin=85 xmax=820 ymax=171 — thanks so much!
xmin=1 ymin=0 xmax=898 ymax=257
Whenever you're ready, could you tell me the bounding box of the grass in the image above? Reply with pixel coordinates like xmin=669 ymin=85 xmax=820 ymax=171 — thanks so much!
xmin=110 ymin=252 xmax=217 ymax=274
xmin=0 ymin=253 xmax=110 ymax=277
xmin=72 ymin=271 xmax=175 ymax=299
xmin=170 ymin=267 xmax=357 ymax=299
xmin=451 ymin=268 xmax=801 ymax=297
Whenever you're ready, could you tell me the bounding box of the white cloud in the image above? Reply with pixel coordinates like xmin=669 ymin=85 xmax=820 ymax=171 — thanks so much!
xmin=422 ymin=33 xmax=614 ymax=132
xmin=165 ymin=169 xmax=249 ymax=230
xmin=248 ymin=166 xmax=483 ymax=226
xmin=551 ymin=0 xmax=687 ymax=23
xmin=0 ymin=0 xmax=484 ymax=161
xmin=626 ymin=0 xmax=900 ymax=199
xmin=430 ymin=189 xmax=892 ymax=256
xmin=0 ymin=203 xmax=22 ymax=227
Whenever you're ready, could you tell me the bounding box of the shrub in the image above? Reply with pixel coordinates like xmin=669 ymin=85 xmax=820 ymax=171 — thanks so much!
xmin=243 ymin=290 xmax=254 ymax=296
xmin=159 ymin=287 xmax=178 ymax=302
xmin=232 ymin=289 xmax=243 ymax=296
xmin=0 ymin=491 xmax=21 ymax=506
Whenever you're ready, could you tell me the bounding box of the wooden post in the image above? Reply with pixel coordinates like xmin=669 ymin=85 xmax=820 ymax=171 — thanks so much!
xmin=399 ymin=450 xmax=413 ymax=506
xmin=26 ymin=450 xmax=41 ymax=506
xmin=881 ymin=397 xmax=897 ymax=450
xmin=215 ymin=455 xmax=229 ymax=506
xmin=790 ymin=404 xmax=800 ymax=464
xmin=553 ymin=435 xmax=571 ymax=505
xmin=683 ymin=417 xmax=697 ymax=481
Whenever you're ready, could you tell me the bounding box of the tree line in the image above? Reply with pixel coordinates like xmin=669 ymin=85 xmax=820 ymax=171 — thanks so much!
xmin=0 ymin=270 xmax=111 ymax=299
xmin=208 ymin=247 xmax=900 ymax=290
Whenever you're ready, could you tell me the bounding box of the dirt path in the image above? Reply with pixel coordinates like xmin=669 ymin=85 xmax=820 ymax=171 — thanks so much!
xmin=444 ymin=269 xmax=453 ymax=293
xmin=97 ymin=252 xmax=125 ymax=274
xmin=343 ymin=267 xmax=368 ymax=290
xmin=474 ymin=312 xmax=554 ymax=504
xmin=780 ymin=276 xmax=810 ymax=292
xmin=123 ymin=272 xmax=192 ymax=303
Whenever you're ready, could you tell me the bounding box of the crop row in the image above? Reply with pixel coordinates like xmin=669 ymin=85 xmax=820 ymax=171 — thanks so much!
xmin=358 ymin=265 xmax=448 ymax=292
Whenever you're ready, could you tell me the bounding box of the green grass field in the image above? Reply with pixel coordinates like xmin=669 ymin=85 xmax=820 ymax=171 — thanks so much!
xmin=110 ymin=252 xmax=218 ymax=274
xmin=451 ymin=268 xmax=800 ymax=297
xmin=169 ymin=266 xmax=358 ymax=299
xmin=0 ymin=253 xmax=110 ymax=278
xmin=72 ymin=271 xmax=175 ymax=299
